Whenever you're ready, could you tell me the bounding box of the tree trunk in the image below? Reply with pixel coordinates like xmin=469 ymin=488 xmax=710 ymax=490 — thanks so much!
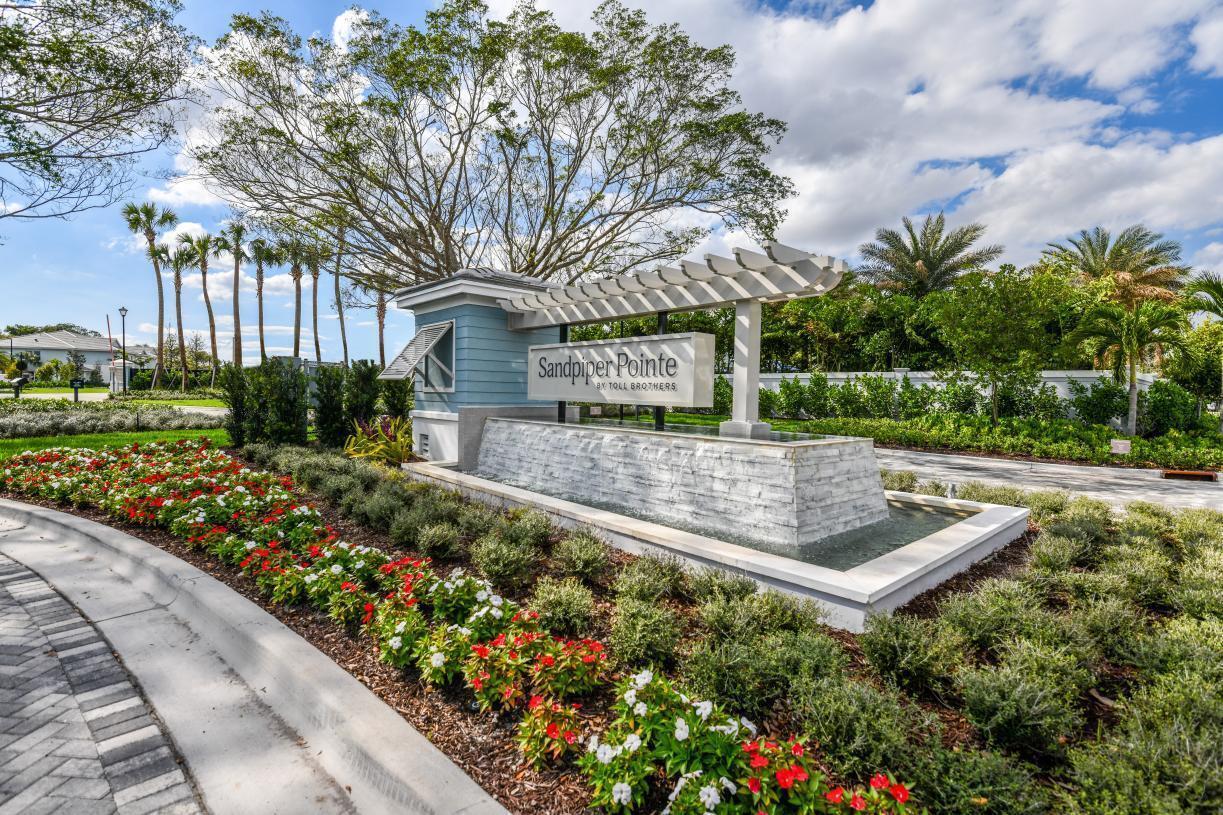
xmin=1127 ymin=357 xmax=1139 ymax=436
xmin=1218 ymin=349 xmax=1223 ymax=434
xmin=334 ymin=226 xmax=348 ymax=367
xmin=990 ymin=382 xmax=999 ymax=427
xmin=376 ymin=289 xmax=387 ymax=367
xmin=311 ymin=269 xmax=321 ymax=363
xmin=256 ymin=259 xmax=266 ymax=361
xmin=199 ymin=259 xmax=219 ymax=387
xmin=232 ymin=253 xmax=243 ymax=368
xmin=147 ymin=230 xmax=164 ymax=389
xmin=292 ymin=266 xmax=302 ymax=358
xmin=175 ymin=282 xmax=188 ymax=392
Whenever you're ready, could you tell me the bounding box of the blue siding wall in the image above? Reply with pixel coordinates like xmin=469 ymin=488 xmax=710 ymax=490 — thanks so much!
xmin=414 ymin=304 xmax=561 ymax=412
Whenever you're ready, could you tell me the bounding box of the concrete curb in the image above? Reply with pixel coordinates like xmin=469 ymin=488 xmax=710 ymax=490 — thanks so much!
xmin=0 ymin=497 xmax=508 ymax=815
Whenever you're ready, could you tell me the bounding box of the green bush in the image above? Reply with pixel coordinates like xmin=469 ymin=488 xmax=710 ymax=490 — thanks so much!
xmin=1029 ymin=533 xmax=1093 ymax=573
xmin=529 ymin=577 xmax=595 ymax=636
xmin=552 ymin=530 xmax=611 ymax=583
xmin=1068 ymin=377 xmax=1127 ymax=427
xmin=791 ymin=675 xmax=931 ymax=781
xmin=915 ymin=479 xmax=948 ymax=496
xmin=1127 ymin=617 xmax=1223 ymax=681
xmin=956 ymin=481 xmax=1026 ymax=507
xmin=1169 ymin=547 xmax=1223 ymax=618
xmin=243 ymin=358 xmax=309 ymax=445
xmin=613 ymin=554 xmax=684 ymax=602
xmin=471 ymin=531 xmax=538 ymax=590
xmin=320 ymin=473 xmax=362 ymax=504
xmin=860 ymin=613 xmax=964 ymax=695
xmin=1172 ymin=508 xmax=1223 ymax=553
xmin=217 ymin=363 xmax=249 ymax=447
xmin=880 ymin=469 xmax=918 ymax=492
xmin=940 ymin=578 xmax=1048 ymax=653
xmin=683 ymin=566 xmax=757 ymax=603
xmin=1139 ymin=379 xmax=1197 ymax=437
xmin=504 ymin=509 xmax=554 ymax=549
xmin=417 ymin=522 xmax=464 ymax=560
xmin=1023 ymin=489 xmax=1069 ymax=524
xmin=313 ymin=364 xmax=348 ymax=448
xmin=343 ymin=359 xmax=381 ymax=427
xmin=609 ymin=598 xmax=680 ymax=666
xmin=356 ymin=480 xmax=412 ymax=532
xmin=455 ymin=503 xmax=500 ymax=540
xmin=907 ymin=745 xmax=1049 ymax=815
xmin=1097 ymin=543 xmax=1176 ymax=608
xmin=1070 ymin=595 xmax=1148 ymax=667
xmin=697 ymin=590 xmax=818 ymax=642
xmin=957 ymin=640 xmax=1087 ymax=756
xmin=1066 ymin=671 xmax=1223 ymax=814
xmin=379 ymin=377 xmax=412 ymax=419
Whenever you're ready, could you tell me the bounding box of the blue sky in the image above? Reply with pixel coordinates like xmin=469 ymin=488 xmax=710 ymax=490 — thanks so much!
xmin=3 ymin=0 xmax=1223 ymax=364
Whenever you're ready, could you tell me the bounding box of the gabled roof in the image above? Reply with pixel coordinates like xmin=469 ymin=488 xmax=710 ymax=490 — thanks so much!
xmin=4 ymin=330 xmax=116 ymax=353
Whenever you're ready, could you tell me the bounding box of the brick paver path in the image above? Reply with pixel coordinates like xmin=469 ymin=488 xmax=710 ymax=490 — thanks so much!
xmin=0 ymin=555 xmax=202 ymax=814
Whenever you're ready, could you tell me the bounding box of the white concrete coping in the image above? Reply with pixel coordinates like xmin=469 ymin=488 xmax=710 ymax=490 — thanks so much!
xmin=483 ymin=416 xmax=865 ymax=451
xmin=0 ymin=498 xmax=507 ymax=815
xmin=404 ymin=462 xmax=1028 ymax=631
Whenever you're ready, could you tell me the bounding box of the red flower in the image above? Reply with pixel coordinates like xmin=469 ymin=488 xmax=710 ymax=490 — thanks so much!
xmin=539 ymin=654 xmax=555 ymax=668
xmin=528 ymin=695 xmax=544 ymax=710
xmin=747 ymin=777 xmax=761 ymax=793
xmin=870 ymin=773 xmax=889 ymax=790
xmin=849 ymin=793 xmax=867 ymax=811
xmin=825 ymin=787 xmax=844 ymax=804
xmin=471 ymin=644 xmax=490 ymax=659
xmin=791 ymin=765 xmax=808 ymax=783
xmin=791 ymin=742 xmax=804 ymax=757
xmin=775 ymin=769 xmax=795 ymax=790
xmin=890 ymin=784 xmax=909 ymax=803
xmin=750 ymin=754 xmax=769 ymax=769
xmin=743 ymin=741 xmax=760 ymax=753
xmin=362 ymin=603 xmax=375 ymax=624
xmin=545 ymin=723 xmax=560 ymax=739
xmin=563 ymin=730 xmax=576 ymax=744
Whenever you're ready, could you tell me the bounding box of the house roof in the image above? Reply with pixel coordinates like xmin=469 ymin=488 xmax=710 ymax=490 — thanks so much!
xmin=4 ymin=330 xmax=117 ymax=353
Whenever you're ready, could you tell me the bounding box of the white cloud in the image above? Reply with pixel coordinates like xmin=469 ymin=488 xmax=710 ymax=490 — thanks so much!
xmin=1191 ymin=241 xmax=1223 ymax=268
xmin=1191 ymin=6 xmax=1223 ymax=75
xmin=332 ymin=9 xmax=370 ymax=53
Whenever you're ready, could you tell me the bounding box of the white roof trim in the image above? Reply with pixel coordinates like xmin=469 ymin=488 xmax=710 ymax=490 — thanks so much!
xmin=378 ymin=321 xmax=452 ymax=381
xmin=499 ymin=241 xmax=848 ymax=329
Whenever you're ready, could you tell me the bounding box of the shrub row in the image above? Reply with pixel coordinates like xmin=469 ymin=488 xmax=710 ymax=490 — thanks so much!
xmin=0 ymin=399 xmax=224 ymax=439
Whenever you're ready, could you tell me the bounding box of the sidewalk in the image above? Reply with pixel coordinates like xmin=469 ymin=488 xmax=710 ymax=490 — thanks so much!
xmin=874 ymin=447 xmax=1223 ymax=509
xmin=0 ymin=553 xmax=201 ymax=815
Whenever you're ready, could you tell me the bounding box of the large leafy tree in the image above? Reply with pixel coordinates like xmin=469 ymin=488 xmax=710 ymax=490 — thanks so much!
xmin=1070 ymin=300 xmax=1190 ymax=435
xmin=1043 ymin=225 xmax=1190 ymax=310
xmin=0 ymin=0 xmax=194 ymax=220
xmin=1185 ymin=271 xmax=1223 ymax=431
xmin=193 ymin=0 xmax=794 ymax=288
xmin=857 ymin=212 xmax=1003 ymax=297
xmin=122 ymin=202 xmax=177 ymax=387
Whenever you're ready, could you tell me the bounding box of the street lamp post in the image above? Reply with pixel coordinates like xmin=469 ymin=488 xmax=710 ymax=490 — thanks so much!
xmin=118 ymin=306 xmax=128 ymax=395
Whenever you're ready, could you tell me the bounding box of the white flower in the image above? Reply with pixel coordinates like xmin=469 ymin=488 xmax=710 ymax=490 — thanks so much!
xmin=457 ymin=627 xmax=472 ymax=637
xmin=674 ymin=717 xmax=689 ymax=742
xmin=596 ymin=744 xmax=616 ymax=765
xmin=388 ymin=636 xmax=403 ymax=650
xmin=740 ymin=717 xmax=757 ymax=737
xmin=693 ymin=701 xmax=713 ymax=720
xmin=429 ymin=652 xmax=446 ymax=668
xmin=490 ymin=608 xmax=502 ymax=619
xmin=719 ymin=777 xmax=736 ymax=795
xmin=330 ymin=564 xmax=342 ymax=575
xmin=711 ymin=718 xmax=739 ymax=736
xmin=586 ymin=734 xmax=600 ymax=753
xmin=633 ymin=702 xmax=647 ymax=717
xmin=490 ymin=595 xmax=503 ymax=607
xmin=623 ymin=733 xmax=642 ymax=753
xmin=244 ymin=540 xmax=257 ymax=550
xmin=354 ymin=560 xmax=365 ymax=570
xmin=303 ymin=574 xmax=318 ymax=585
xmin=611 ymin=782 xmax=633 ymax=806
xmin=632 ymin=669 xmax=653 ymax=689
xmin=623 ymin=688 xmax=637 ymax=706
xmin=476 ymin=589 xmax=489 ymax=602
xmin=394 ymin=620 xmax=407 ymax=634
xmin=698 ymin=784 xmax=720 ymax=810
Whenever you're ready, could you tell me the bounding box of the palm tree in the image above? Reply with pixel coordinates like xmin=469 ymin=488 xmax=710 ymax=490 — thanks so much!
xmin=121 ymin=202 xmax=177 ymax=388
xmin=178 ymin=232 xmax=220 ymax=386
xmin=1070 ymin=300 xmax=1191 ymax=435
xmin=858 ymin=211 xmax=1003 ymax=297
xmin=166 ymin=246 xmax=196 ymax=392
xmin=306 ymin=243 xmax=334 ymax=364
xmin=1186 ymin=271 xmax=1223 ymax=432
xmin=215 ymin=220 xmax=249 ymax=367
xmin=1044 ymin=225 xmax=1190 ymax=310
xmin=332 ymin=222 xmax=350 ymax=367
xmin=375 ymin=287 xmax=388 ymax=367
xmin=278 ymin=237 xmax=307 ymax=358
xmin=248 ymin=238 xmax=279 ymax=361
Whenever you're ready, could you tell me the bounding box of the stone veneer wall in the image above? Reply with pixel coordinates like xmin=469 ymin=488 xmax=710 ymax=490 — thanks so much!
xmin=475 ymin=419 xmax=888 ymax=547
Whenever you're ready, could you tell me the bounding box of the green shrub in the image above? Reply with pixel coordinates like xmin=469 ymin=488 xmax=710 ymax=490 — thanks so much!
xmin=357 ymin=481 xmax=412 ymax=532
xmin=956 ymin=481 xmax=1027 ymax=507
xmin=1097 ymin=543 xmax=1176 ymax=608
xmin=1068 ymin=377 xmax=1127 ymax=427
xmin=609 ymin=598 xmax=680 ymax=666
xmin=1029 ymin=533 xmax=1093 ymax=573
xmin=940 ymin=578 xmax=1049 ymax=653
xmin=313 ymin=364 xmax=348 ymax=447
xmin=1066 ymin=670 xmax=1223 ymax=814
xmin=1169 ymin=547 xmax=1223 ymax=619
xmin=791 ymin=675 xmax=931 ymax=781
xmin=529 ymin=576 xmax=595 ymax=636
xmin=504 ymin=509 xmax=554 ymax=549
xmin=338 ymin=486 xmax=367 ymax=518
xmin=1172 ymin=508 xmax=1223 ymax=553
xmin=417 ymin=522 xmax=463 ymax=560
xmin=1127 ymin=617 xmax=1223 ymax=681
xmin=379 ymin=377 xmax=412 ymax=419
xmin=1044 ymin=498 xmax=1114 ymax=549
xmin=915 ymin=480 xmax=948 ymax=497
xmin=613 ymin=553 xmax=684 ymax=602
xmin=388 ymin=493 xmax=461 ymax=548
xmin=957 ymin=640 xmax=1087 ymax=756
xmin=343 ymin=359 xmax=381 ymax=426
xmin=1071 ymin=595 xmax=1148 ymax=667
xmin=1139 ymin=379 xmax=1197 ymax=437
xmin=880 ymin=469 xmax=918 ymax=492
xmin=908 ymin=745 xmax=1049 ymax=815
xmin=684 ymin=566 xmax=757 ymax=603
xmin=243 ymin=357 xmax=309 ymax=445
xmin=218 ymin=363 xmax=249 ymax=447
xmin=698 ymin=590 xmax=819 ymax=643
xmin=1023 ymin=489 xmax=1069 ymax=524
xmin=319 ymin=473 xmax=362 ymax=503
xmin=860 ymin=613 xmax=964 ymax=695
xmin=552 ymin=530 xmax=610 ymax=583
xmin=471 ymin=532 xmax=538 ymax=590
xmin=455 ymin=503 xmax=500 ymax=540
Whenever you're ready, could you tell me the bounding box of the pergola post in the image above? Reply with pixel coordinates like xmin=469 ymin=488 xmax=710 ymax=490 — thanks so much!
xmin=719 ymin=300 xmax=771 ymax=439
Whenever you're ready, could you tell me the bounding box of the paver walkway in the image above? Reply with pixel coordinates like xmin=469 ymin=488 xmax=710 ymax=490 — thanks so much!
xmin=874 ymin=448 xmax=1223 ymax=510
xmin=0 ymin=555 xmax=202 ymax=815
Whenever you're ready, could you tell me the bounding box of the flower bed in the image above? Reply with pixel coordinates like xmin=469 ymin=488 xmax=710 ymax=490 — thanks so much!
xmin=0 ymin=440 xmax=910 ymax=814
xmin=0 ymin=398 xmax=224 ymax=439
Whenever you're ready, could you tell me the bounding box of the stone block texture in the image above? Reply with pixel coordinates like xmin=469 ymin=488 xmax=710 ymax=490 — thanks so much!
xmin=476 ymin=419 xmax=888 ymax=546
xmin=0 ymin=555 xmax=201 ymax=815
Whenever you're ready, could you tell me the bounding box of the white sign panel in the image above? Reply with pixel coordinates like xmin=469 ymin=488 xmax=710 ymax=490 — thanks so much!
xmin=529 ymin=332 xmax=715 ymax=408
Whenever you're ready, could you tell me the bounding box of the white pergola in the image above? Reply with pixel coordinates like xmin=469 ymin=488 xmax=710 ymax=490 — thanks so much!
xmin=497 ymin=241 xmax=847 ymax=438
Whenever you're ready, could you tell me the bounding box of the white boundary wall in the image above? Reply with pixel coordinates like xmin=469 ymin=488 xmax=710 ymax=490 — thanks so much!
xmin=748 ymin=370 xmax=1156 ymax=400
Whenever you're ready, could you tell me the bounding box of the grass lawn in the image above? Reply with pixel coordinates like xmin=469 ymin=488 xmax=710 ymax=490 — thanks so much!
xmin=125 ymin=398 xmax=226 ymax=408
xmin=0 ymin=428 xmax=230 ymax=458
xmin=5 ymin=387 xmax=109 ymax=394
